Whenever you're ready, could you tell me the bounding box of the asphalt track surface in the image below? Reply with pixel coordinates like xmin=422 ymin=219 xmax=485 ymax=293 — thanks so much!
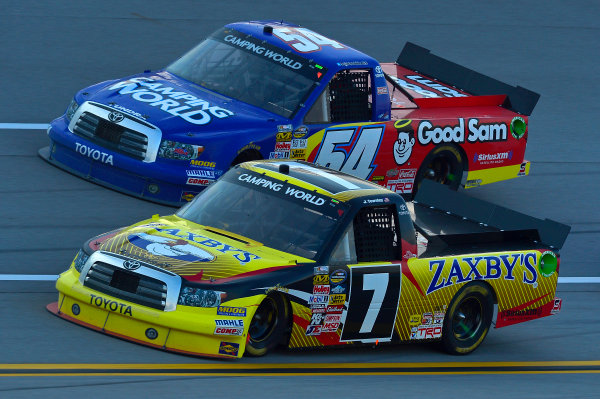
xmin=1 ymin=1 xmax=599 ymax=398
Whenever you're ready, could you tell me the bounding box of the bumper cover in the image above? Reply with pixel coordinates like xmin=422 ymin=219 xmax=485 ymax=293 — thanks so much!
xmin=49 ymin=268 xmax=257 ymax=358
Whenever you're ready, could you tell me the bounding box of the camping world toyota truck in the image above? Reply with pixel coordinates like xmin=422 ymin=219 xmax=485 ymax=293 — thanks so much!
xmin=40 ymin=20 xmax=540 ymax=206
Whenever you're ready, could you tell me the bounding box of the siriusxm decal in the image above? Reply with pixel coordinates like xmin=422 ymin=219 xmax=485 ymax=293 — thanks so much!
xmin=127 ymin=232 xmax=215 ymax=262
xmin=427 ymin=253 xmax=538 ymax=295
xmin=107 ymin=77 xmax=234 ymax=125
xmin=151 ymin=228 xmax=260 ymax=265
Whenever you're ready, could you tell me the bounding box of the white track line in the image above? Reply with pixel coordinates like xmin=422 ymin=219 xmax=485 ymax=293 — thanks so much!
xmin=0 ymin=275 xmax=598 ymax=283
xmin=0 ymin=123 xmax=49 ymax=130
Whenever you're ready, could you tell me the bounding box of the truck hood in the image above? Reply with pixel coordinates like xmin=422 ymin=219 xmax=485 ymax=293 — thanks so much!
xmin=83 ymin=71 xmax=281 ymax=136
xmin=98 ymin=215 xmax=310 ymax=282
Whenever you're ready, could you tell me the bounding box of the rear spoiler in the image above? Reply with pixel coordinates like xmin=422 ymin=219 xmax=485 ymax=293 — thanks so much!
xmin=397 ymin=42 xmax=540 ymax=116
xmin=413 ymin=180 xmax=571 ymax=251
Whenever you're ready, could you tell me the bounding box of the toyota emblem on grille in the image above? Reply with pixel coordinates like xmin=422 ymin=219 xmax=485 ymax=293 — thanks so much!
xmin=108 ymin=111 xmax=124 ymax=123
xmin=123 ymin=260 xmax=141 ymax=270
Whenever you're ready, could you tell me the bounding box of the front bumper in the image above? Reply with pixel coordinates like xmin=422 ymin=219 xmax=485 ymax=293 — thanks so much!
xmin=39 ymin=117 xmax=211 ymax=207
xmin=49 ymin=268 xmax=259 ymax=358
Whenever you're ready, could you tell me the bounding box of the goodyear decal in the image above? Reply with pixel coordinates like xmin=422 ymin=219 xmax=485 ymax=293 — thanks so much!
xmin=427 ymin=252 xmax=538 ymax=295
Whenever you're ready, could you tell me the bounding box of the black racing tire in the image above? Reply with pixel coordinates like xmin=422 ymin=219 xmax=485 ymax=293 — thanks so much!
xmin=245 ymin=294 xmax=289 ymax=357
xmin=414 ymin=145 xmax=464 ymax=197
xmin=441 ymin=282 xmax=494 ymax=355
xmin=230 ymin=148 xmax=262 ymax=167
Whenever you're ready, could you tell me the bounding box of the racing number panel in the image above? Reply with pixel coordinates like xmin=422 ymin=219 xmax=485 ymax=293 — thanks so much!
xmin=340 ymin=264 xmax=402 ymax=342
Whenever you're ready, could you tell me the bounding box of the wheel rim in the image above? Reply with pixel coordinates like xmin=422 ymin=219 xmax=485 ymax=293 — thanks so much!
xmin=452 ymin=297 xmax=483 ymax=340
xmin=249 ymin=297 xmax=278 ymax=343
xmin=425 ymin=156 xmax=457 ymax=185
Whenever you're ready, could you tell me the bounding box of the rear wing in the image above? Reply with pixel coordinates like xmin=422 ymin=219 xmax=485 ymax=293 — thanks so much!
xmin=397 ymin=42 xmax=540 ymax=116
xmin=413 ymin=180 xmax=570 ymax=254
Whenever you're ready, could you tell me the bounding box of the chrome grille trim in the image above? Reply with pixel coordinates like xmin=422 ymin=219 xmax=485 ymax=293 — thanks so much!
xmin=68 ymin=101 xmax=161 ymax=162
xmin=79 ymin=251 xmax=181 ymax=311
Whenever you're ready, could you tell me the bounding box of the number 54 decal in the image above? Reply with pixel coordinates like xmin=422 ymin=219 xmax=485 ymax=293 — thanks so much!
xmin=314 ymin=125 xmax=385 ymax=180
xmin=340 ymin=264 xmax=402 ymax=343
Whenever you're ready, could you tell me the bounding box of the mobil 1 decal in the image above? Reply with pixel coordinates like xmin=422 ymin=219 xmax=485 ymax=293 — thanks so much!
xmin=340 ymin=264 xmax=401 ymax=342
xmin=313 ymin=125 xmax=385 ymax=180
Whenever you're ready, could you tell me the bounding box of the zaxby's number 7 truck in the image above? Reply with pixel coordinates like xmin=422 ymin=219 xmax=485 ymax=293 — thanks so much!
xmin=41 ymin=21 xmax=539 ymax=205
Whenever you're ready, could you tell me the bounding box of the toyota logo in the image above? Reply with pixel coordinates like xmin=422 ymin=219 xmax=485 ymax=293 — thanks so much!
xmin=108 ymin=112 xmax=124 ymax=123
xmin=123 ymin=260 xmax=141 ymax=270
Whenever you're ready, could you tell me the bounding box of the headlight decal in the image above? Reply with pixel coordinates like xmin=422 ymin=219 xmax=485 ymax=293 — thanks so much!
xmin=158 ymin=140 xmax=204 ymax=160
xmin=178 ymin=286 xmax=226 ymax=307
xmin=65 ymin=98 xmax=80 ymax=121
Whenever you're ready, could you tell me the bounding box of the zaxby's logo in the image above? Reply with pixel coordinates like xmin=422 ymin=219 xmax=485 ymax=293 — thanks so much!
xmin=427 ymin=252 xmax=539 ymax=295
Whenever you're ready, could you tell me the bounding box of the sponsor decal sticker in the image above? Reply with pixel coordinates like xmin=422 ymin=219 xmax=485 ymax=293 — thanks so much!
xmin=75 ymin=142 xmax=114 ymax=165
xmin=277 ymin=124 xmax=293 ymax=132
xmin=293 ymin=126 xmax=308 ymax=138
xmin=322 ymin=322 xmax=340 ymax=332
xmin=551 ymin=298 xmax=562 ymax=314
xmin=313 ymin=285 xmax=330 ymax=295
xmin=410 ymin=325 xmax=442 ymax=340
xmin=310 ymin=313 xmax=325 ymax=325
xmin=426 ymin=252 xmax=539 ymax=295
xmin=519 ymin=162 xmax=527 ymax=176
xmin=330 ymin=285 xmax=345 ymax=294
xmin=324 ymin=314 xmax=342 ymax=323
xmin=326 ymin=305 xmax=344 ymax=314
xmin=189 ymin=160 xmax=216 ymax=168
xmin=186 ymin=169 xmax=216 ymax=179
xmin=311 ymin=305 xmax=326 ymax=313
xmin=269 ymin=151 xmax=289 ymax=159
xmin=186 ymin=177 xmax=211 ymax=186
xmin=314 ymin=266 xmax=329 ymax=275
xmin=309 ymin=295 xmax=329 ymax=305
xmin=417 ymin=118 xmax=507 ymax=145
xmin=290 ymin=149 xmax=306 ymax=159
xmin=386 ymin=168 xmax=417 ymax=194
xmin=180 ymin=191 xmax=199 ymax=202
xmin=127 ymin=232 xmax=215 ymax=263
xmin=329 ymin=294 xmax=346 ymax=305
xmin=276 ymin=131 xmax=292 ymax=142
xmin=214 ymin=327 xmax=244 ymax=336
xmin=147 ymin=227 xmax=260 ymax=265
xmin=306 ymin=325 xmax=322 ymax=336
xmin=313 ymin=274 xmax=330 ymax=284
xmin=108 ymin=77 xmax=233 ymax=125
xmin=90 ymin=293 xmax=132 ymax=316
xmin=511 ymin=117 xmax=527 ymax=139
xmin=377 ymin=86 xmax=388 ymax=95
xmin=409 ymin=314 xmax=421 ymax=326
xmin=218 ymin=341 xmax=240 ymax=356
xmin=275 ymin=141 xmax=291 ymax=151
xmin=291 ymin=138 xmax=307 ymax=149
xmin=330 ymin=269 xmax=347 ymax=284
xmin=217 ymin=306 xmax=247 ymax=317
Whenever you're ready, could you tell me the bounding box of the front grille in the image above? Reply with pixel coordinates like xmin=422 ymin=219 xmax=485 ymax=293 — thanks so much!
xmin=84 ymin=261 xmax=168 ymax=310
xmin=73 ymin=112 xmax=148 ymax=160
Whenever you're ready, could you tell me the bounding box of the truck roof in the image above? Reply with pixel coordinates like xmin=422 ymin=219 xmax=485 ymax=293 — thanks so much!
xmin=239 ymin=160 xmax=393 ymax=201
xmin=227 ymin=21 xmax=379 ymax=69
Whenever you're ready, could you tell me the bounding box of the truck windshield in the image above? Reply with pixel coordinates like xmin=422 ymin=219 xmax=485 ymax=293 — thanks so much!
xmin=167 ymin=27 xmax=327 ymax=118
xmin=177 ymin=169 xmax=345 ymax=260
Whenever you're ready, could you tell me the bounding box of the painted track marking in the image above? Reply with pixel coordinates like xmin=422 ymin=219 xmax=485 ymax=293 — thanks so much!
xmin=1 ymin=275 xmax=599 ymax=283
xmin=1 ymin=361 xmax=600 ymax=376
xmin=0 ymin=123 xmax=49 ymax=130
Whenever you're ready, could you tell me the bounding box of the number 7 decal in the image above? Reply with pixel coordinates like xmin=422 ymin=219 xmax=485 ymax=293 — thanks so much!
xmin=340 ymin=264 xmax=402 ymax=343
